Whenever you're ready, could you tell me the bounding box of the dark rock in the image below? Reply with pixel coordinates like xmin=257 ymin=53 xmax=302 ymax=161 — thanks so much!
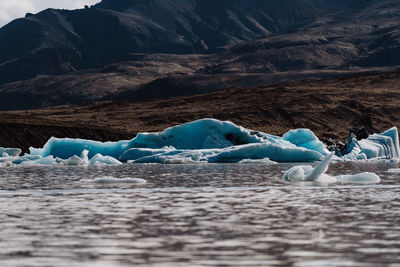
xmin=349 ymin=126 xmax=369 ymax=141
xmin=326 ymin=138 xmax=346 ymax=156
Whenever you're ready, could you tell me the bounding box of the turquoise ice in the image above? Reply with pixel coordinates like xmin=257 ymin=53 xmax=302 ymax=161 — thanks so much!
xmin=0 ymin=119 xmax=398 ymax=166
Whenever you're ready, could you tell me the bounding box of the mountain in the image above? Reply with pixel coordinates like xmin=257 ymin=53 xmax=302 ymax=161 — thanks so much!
xmin=0 ymin=0 xmax=399 ymax=110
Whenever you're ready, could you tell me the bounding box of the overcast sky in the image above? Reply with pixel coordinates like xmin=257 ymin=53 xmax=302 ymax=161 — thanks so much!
xmin=0 ymin=0 xmax=100 ymax=27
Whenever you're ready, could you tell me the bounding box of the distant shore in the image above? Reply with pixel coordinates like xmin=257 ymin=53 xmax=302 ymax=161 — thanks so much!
xmin=1 ymin=70 xmax=399 ymax=152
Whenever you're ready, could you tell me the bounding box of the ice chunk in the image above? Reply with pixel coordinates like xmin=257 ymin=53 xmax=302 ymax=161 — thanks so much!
xmin=284 ymin=153 xmax=380 ymax=184
xmin=381 ymin=127 xmax=400 ymax=157
xmin=37 ymin=156 xmax=57 ymax=165
xmin=336 ymin=173 xmax=380 ymax=184
xmin=128 ymin=142 xmax=323 ymax=164
xmin=119 ymin=147 xmax=175 ymax=161
xmin=30 ymin=137 xmax=130 ymax=159
xmin=0 ymin=147 xmax=21 ymax=157
xmin=66 ymin=155 xmax=84 ymax=166
xmin=12 ymin=156 xmax=57 ymax=166
xmin=343 ymin=127 xmax=400 ymax=160
xmin=130 ymin=119 xmax=262 ymax=149
xmin=133 ymin=150 xmax=206 ymax=164
xmin=283 ymin=129 xmax=330 ymax=156
xmin=94 ymin=177 xmax=147 ymax=184
xmin=11 ymin=155 xmax=43 ymax=165
xmin=238 ymin=158 xmax=277 ymax=164
xmin=304 ymin=153 xmax=334 ymax=181
xmin=208 ymin=143 xmax=323 ymax=163
xmin=89 ymin=154 xmax=122 ymax=165
xmin=66 ymin=150 xmax=90 ymax=166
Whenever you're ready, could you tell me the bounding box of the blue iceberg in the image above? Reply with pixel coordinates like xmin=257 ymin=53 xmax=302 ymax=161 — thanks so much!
xmin=343 ymin=127 xmax=400 ymax=160
xmin=29 ymin=137 xmax=130 ymax=159
xmin=0 ymin=118 xmax=398 ymax=166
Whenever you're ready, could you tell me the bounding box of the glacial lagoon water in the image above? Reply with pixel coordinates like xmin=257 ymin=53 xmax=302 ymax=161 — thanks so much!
xmin=0 ymin=162 xmax=399 ymax=267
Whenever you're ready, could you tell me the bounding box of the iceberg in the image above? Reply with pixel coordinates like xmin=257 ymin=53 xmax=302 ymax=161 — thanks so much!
xmin=343 ymin=127 xmax=400 ymax=160
xmin=30 ymin=137 xmax=130 ymax=159
xmin=0 ymin=119 xmax=398 ymax=166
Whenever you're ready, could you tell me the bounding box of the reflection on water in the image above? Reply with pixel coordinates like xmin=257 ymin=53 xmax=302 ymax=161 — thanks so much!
xmin=0 ymin=162 xmax=399 ymax=266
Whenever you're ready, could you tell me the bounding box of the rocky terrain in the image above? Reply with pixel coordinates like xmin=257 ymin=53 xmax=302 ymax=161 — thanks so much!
xmin=1 ymin=70 xmax=399 ymax=152
xmin=0 ymin=0 xmax=399 ymax=110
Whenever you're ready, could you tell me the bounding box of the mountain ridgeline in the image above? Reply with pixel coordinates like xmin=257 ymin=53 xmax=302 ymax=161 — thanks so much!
xmin=0 ymin=0 xmax=399 ymax=110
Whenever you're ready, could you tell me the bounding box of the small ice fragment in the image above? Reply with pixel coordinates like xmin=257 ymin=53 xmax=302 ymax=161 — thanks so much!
xmin=388 ymin=168 xmax=400 ymax=173
xmin=94 ymin=177 xmax=147 ymax=184
xmin=65 ymin=150 xmax=90 ymax=166
xmin=238 ymin=158 xmax=277 ymax=164
xmin=119 ymin=147 xmax=176 ymax=161
xmin=0 ymin=147 xmax=21 ymax=157
xmin=37 ymin=156 xmax=57 ymax=165
xmin=90 ymin=154 xmax=122 ymax=165
xmin=66 ymin=155 xmax=84 ymax=166
xmin=336 ymin=173 xmax=381 ymax=184
xmin=12 ymin=155 xmax=42 ymax=165
xmin=283 ymin=153 xmax=334 ymax=182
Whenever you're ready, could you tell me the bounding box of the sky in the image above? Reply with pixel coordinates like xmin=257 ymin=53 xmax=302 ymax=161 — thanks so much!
xmin=0 ymin=0 xmax=100 ymax=27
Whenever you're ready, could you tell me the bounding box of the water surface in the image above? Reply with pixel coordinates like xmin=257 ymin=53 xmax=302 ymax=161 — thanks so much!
xmin=0 ymin=162 xmax=399 ymax=266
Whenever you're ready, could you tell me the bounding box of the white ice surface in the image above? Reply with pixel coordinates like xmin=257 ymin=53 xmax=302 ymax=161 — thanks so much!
xmin=284 ymin=153 xmax=381 ymax=184
xmin=93 ymin=177 xmax=147 ymax=184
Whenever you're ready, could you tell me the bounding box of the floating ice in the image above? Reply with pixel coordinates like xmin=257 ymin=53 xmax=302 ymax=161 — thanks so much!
xmin=387 ymin=168 xmax=400 ymax=173
xmin=0 ymin=147 xmax=21 ymax=157
xmin=30 ymin=137 xmax=130 ymax=159
xmin=344 ymin=127 xmax=400 ymax=160
xmin=119 ymin=147 xmax=176 ymax=161
xmin=89 ymin=154 xmax=122 ymax=165
xmin=238 ymin=158 xmax=277 ymax=164
xmin=207 ymin=143 xmax=323 ymax=163
xmin=93 ymin=177 xmax=147 ymax=184
xmin=284 ymin=153 xmax=381 ymax=184
xmin=0 ymin=119 xmax=399 ymax=166
xmin=66 ymin=150 xmax=89 ymax=166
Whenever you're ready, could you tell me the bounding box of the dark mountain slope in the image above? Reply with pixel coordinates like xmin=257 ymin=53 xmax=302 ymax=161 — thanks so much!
xmin=0 ymin=0 xmax=400 ymax=110
xmin=1 ymin=0 xmax=400 ymax=110
xmin=0 ymin=0 xmax=373 ymax=86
